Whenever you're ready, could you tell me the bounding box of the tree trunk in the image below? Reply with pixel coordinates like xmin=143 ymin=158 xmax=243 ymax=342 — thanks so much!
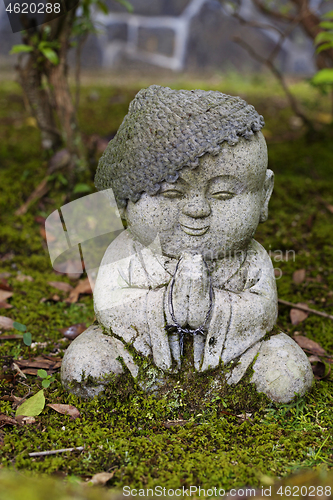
xmin=45 ymin=7 xmax=87 ymax=179
xmin=17 ymin=54 xmax=61 ymax=150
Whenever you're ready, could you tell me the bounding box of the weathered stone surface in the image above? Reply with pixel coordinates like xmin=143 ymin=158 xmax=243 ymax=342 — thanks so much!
xmin=61 ymin=324 xmax=138 ymax=398
xmin=61 ymin=86 xmax=314 ymax=404
xmin=226 ymin=342 xmax=262 ymax=386
xmin=251 ymin=333 xmax=314 ymax=403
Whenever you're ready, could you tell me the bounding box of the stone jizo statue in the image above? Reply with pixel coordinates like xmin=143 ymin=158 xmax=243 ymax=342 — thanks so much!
xmin=61 ymin=85 xmax=313 ymax=402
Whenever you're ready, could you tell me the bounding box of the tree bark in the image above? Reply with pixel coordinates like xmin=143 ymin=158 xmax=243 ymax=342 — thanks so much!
xmin=17 ymin=54 xmax=61 ymax=150
xmin=16 ymin=0 xmax=87 ymax=177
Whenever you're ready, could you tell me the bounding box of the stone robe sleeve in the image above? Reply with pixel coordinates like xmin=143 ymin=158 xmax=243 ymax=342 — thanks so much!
xmin=201 ymin=239 xmax=278 ymax=371
xmin=93 ymin=230 xmax=172 ymax=369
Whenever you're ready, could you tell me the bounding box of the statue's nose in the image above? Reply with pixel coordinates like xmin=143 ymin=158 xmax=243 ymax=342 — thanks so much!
xmin=182 ymin=194 xmax=211 ymax=218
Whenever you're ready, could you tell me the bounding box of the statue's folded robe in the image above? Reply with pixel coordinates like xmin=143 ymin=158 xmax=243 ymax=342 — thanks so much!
xmin=93 ymin=231 xmax=278 ymax=374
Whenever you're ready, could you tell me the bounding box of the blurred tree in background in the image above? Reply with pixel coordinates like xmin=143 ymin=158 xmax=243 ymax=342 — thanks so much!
xmin=221 ymin=0 xmax=333 ymax=126
xmin=10 ymin=0 xmax=132 ymax=183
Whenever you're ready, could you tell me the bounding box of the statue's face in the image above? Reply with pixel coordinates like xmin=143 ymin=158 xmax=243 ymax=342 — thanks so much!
xmin=125 ymin=132 xmax=272 ymax=260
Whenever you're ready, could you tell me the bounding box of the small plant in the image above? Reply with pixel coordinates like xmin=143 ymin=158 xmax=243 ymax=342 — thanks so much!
xmin=13 ymin=321 xmax=32 ymax=346
xmin=37 ymin=369 xmax=56 ymax=389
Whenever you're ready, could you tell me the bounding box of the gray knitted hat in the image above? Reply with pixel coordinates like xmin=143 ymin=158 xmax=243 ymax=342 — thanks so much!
xmin=95 ymin=85 xmax=265 ymax=208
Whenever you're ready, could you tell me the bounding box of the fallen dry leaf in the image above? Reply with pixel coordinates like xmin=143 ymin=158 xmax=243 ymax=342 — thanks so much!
xmin=0 ymin=273 xmax=11 ymax=279
xmin=305 ymin=214 xmax=315 ymax=230
xmin=0 ymin=290 xmax=13 ymax=302
xmin=48 ymin=281 xmax=73 ymax=292
xmin=15 ymin=355 xmax=62 ymax=375
xmin=0 ymin=334 xmax=22 ymax=340
xmin=89 ymin=471 xmax=115 ymax=486
xmin=0 ymin=301 xmax=13 ymax=309
xmin=34 ymin=215 xmax=45 ymax=225
xmin=290 ymin=303 xmax=309 ymax=325
xmin=293 ymin=335 xmax=327 ymax=356
xmin=16 ymin=274 xmax=34 ymax=283
xmin=47 ymin=404 xmax=80 ymax=419
xmin=0 ymin=316 xmax=14 ymax=330
xmin=308 ymin=355 xmax=321 ymax=363
xmin=292 ymin=269 xmax=306 ymax=285
xmin=1 ymin=395 xmax=25 ymax=408
xmin=0 ymin=279 xmax=12 ymax=291
xmin=59 ymin=323 xmax=86 ymax=340
xmin=0 ymin=414 xmax=18 ymax=426
xmin=311 ymin=360 xmax=331 ymax=380
xmin=15 ymin=415 xmax=36 ymax=425
xmin=12 ymin=363 xmax=27 ymax=379
xmin=66 ymin=278 xmax=92 ymax=304
xmin=0 ymin=252 xmax=14 ymax=262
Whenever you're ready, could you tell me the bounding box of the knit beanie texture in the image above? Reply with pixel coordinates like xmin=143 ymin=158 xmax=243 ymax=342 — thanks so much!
xmin=95 ymin=85 xmax=265 ymax=207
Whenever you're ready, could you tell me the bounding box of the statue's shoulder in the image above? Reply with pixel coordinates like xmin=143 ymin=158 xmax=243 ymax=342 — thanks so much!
xmin=247 ymin=239 xmax=272 ymax=265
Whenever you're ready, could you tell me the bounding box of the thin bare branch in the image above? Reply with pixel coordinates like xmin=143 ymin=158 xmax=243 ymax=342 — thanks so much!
xmin=268 ymin=13 xmax=301 ymax=62
xmin=233 ymin=36 xmax=312 ymax=127
xmin=28 ymin=446 xmax=84 ymax=457
xmin=252 ymin=0 xmax=296 ymax=22
xmin=278 ymin=299 xmax=333 ymax=321
xmin=232 ymin=11 xmax=285 ymax=36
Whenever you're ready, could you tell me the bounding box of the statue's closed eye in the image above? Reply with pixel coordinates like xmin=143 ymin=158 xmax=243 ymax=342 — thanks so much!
xmin=210 ymin=191 xmax=234 ymax=200
xmin=160 ymin=189 xmax=184 ymax=199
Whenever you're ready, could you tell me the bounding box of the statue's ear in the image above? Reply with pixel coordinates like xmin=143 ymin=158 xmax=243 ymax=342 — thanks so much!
xmin=260 ymin=169 xmax=274 ymax=223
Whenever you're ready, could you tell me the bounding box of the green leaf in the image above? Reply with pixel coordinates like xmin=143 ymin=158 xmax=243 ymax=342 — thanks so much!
xmin=319 ymin=21 xmax=333 ymax=30
xmin=10 ymin=44 xmax=33 ymax=54
xmin=115 ymin=0 xmax=133 ymax=13
xmin=316 ymin=42 xmax=333 ymax=54
xmin=315 ymin=31 xmax=333 ymax=45
xmin=42 ymin=379 xmax=51 ymax=388
xmin=23 ymin=332 xmax=32 ymax=346
xmin=96 ymin=0 xmax=108 ymax=14
xmin=40 ymin=47 xmax=59 ymax=65
xmin=57 ymin=173 xmax=68 ymax=186
xmin=13 ymin=322 xmax=26 ymax=332
xmin=322 ymin=10 xmax=333 ymax=20
xmin=37 ymin=369 xmax=48 ymax=379
xmin=16 ymin=390 xmax=45 ymax=417
xmin=73 ymin=183 xmax=92 ymax=194
xmin=311 ymin=68 xmax=333 ymax=86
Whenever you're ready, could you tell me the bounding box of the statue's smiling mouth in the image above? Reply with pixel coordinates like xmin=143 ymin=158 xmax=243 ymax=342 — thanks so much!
xmin=180 ymin=224 xmax=209 ymax=236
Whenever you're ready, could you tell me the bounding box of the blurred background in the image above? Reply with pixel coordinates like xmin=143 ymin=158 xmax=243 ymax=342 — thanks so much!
xmin=0 ymin=0 xmax=325 ymax=74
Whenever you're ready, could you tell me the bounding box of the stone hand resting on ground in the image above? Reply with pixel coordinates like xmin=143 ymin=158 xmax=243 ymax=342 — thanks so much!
xmin=165 ymin=252 xmax=211 ymax=330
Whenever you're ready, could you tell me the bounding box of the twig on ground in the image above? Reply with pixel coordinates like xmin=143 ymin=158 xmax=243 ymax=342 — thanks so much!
xmin=278 ymin=299 xmax=333 ymax=321
xmin=28 ymin=446 xmax=84 ymax=457
xmin=15 ymin=177 xmax=50 ymax=216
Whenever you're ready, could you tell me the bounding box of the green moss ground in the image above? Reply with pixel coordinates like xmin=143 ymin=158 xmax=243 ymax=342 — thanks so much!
xmin=1 ymin=74 xmax=333 ymax=497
